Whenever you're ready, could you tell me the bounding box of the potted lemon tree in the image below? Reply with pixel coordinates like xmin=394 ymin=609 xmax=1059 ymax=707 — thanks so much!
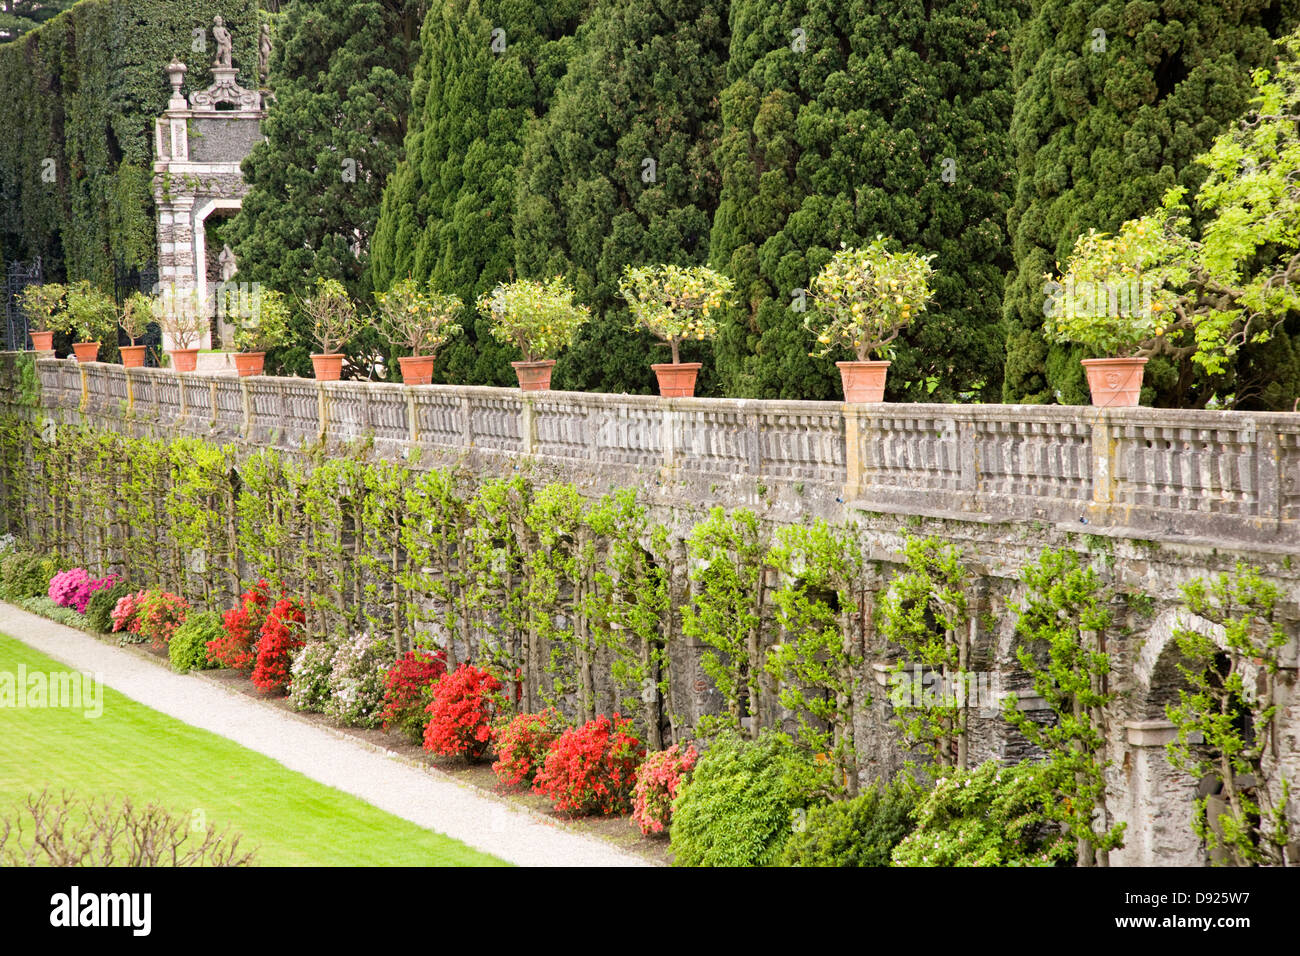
xmin=1044 ymin=213 xmax=1192 ymax=407
xmin=619 ymin=264 xmax=732 ymax=398
xmin=233 ymin=288 xmax=291 ymax=377
xmin=375 ymin=278 xmax=463 ymax=385
xmin=18 ymin=283 xmax=64 ymax=352
xmin=806 ymin=238 xmax=935 ymax=403
xmin=157 ymin=284 xmax=207 ymax=371
xmin=477 ymin=276 xmax=590 ymax=391
xmin=59 ymin=281 xmax=118 ymax=363
xmin=300 ymin=277 xmax=362 ymax=381
xmin=119 ymin=292 xmax=154 ymax=367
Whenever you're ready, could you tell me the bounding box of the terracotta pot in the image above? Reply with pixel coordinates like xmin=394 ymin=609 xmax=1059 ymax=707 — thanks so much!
xmin=836 ymin=360 xmax=891 ymax=403
xmin=398 ymin=354 xmax=435 ymax=385
xmin=120 ymin=345 xmax=147 ymax=368
xmin=651 ymin=361 xmax=703 ymax=398
xmin=1081 ymin=357 xmax=1147 ymax=408
xmin=235 ymin=352 xmax=266 ymax=377
xmin=511 ymin=359 xmax=556 ymax=391
xmin=169 ymin=348 xmax=200 ymax=372
xmin=29 ymin=330 xmax=54 ymax=351
xmin=311 ymin=353 xmax=345 ymax=381
xmin=72 ymin=341 xmax=100 ymax=363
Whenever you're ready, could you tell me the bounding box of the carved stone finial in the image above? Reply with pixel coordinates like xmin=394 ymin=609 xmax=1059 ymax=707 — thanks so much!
xmin=165 ymin=57 xmax=188 ymax=110
xmin=212 ymin=15 xmax=233 ymax=69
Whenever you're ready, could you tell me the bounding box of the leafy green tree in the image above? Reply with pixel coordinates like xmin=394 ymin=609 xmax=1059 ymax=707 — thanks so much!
xmin=1002 ymin=0 xmax=1300 ymax=407
xmin=1004 ymin=549 xmax=1125 ymax=867
xmin=682 ymin=507 xmax=770 ymax=740
xmin=766 ymin=519 xmax=869 ymax=795
xmin=370 ymin=0 xmax=587 ymax=387
xmin=227 ymin=0 xmax=426 ymax=373
xmin=512 ymin=0 xmax=730 ymax=393
xmin=708 ymin=0 xmax=1022 ymax=402
xmin=878 ymin=535 xmax=976 ymax=770
xmin=1166 ymin=564 xmax=1292 ymax=866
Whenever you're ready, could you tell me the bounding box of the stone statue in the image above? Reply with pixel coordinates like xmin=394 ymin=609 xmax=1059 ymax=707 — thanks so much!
xmin=212 ymin=16 xmax=233 ymax=69
xmin=219 ymin=244 xmax=238 ymax=282
xmin=259 ymin=23 xmax=272 ymax=84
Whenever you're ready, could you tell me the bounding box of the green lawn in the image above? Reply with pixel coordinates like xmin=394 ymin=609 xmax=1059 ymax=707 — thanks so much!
xmin=0 ymin=633 xmax=505 ymax=866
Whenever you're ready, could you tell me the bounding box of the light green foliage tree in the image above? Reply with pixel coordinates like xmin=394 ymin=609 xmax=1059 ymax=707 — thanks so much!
xmin=17 ymin=283 xmax=64 ymax=334
xmin=476 ymin=276 xmax=590 ymax=364
xmin=1003 ymin=0 xmax=1300 ymax=408
xmin=374 ymin=279 xmax=462 ymax=357
xmin=399 ymin=467 xmax=473 ymax=668
xmin=584 ymin=488 xmax=674 ymax=749
xmin=682 ymin=507 xmax=770 ymax=739
xmin=619 ymin=265 xmax=733 ymax=367
xmin=766 ymin=520 xmax=869 ymax=796
xmin=525 ymin=482 xmax=599 ymax=721
xmin=1004 ymin=549 xmax=1124 ymax=867
xmin=58 ymin=281 xmax=117 ymax=343
xmin=233 ymin=289 xmax=292 ymax=354
xmin=299 ymin=277 xmax=361 ymax=356
xmin=878 ymin=535 xmax=975 ymax=769
xmin=806 ymin=240 xmax=936 ymax=362
xmin=1166 ymin=564 xmax=1293 ymax=866
xmin=465 ymin=475 xmax=533 ymax=699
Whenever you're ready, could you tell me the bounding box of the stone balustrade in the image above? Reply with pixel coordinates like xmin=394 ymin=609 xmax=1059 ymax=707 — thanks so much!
xmin=10 ymin=356 xmax=1300 ymax=550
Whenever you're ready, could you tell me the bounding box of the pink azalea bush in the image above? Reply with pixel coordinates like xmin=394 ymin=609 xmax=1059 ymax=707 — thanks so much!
xmin=110 ymin=590 xmax=149 ymax=639
xmin=48 ymin=568 xmax=118 ymax=614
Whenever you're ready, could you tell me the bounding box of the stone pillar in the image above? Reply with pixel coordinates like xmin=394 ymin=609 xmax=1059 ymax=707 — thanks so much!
xmin=1111 ymin=719 xmax=1203 ymax=866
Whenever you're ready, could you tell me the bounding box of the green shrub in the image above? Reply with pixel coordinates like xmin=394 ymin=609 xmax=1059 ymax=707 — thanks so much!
xmin=85 ymin=580 xmax=131 ymax=633
xmin=169 ymin=611 xmax=223 ymax=674
xmin=781 ymin=777 xmax=921 ymax=867
xmin=0 ymin=550 xmax=62 ymax=601
xmin=890 ymin=760 xmax=1073 ymax=867
xmin=670 ymin=731 xmax=829 ymax=867
xmin=19 ymin=596 xmax=91 ymax=631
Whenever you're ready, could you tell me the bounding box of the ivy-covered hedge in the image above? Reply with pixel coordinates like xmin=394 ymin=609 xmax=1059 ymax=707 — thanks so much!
xmin=0 ymin=0 xmax=258 ymax=284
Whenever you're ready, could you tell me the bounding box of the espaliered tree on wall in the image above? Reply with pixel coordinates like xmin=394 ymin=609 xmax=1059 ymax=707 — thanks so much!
xmin=0 ymin=0 xmax=259 ymax=284
xmin=369 ymin=0 xmax=588 ymax=387
xmin=510 ymin=0 xmax=730 ymax=394
xmin=707 ymin=0 xmax=1022 ymax=402
xmin=227 ymin=0 xmax=428 ymax=378
xmin=1002 ymin=0 xmax=1300 ymax=409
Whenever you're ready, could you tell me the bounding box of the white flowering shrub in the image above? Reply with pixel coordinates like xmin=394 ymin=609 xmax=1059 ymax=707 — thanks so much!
xmin=288 ymin=641 xmax=336 ymax=713
xmin=324 ymin=632 xmax=395 ymax=728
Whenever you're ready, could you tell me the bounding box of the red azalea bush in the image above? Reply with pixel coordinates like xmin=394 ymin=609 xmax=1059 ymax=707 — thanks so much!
xmin=631 ymin=744 xmax=698 ymax=836
xmin=110 ymin=589 xmax=148 ymax=639
xmin=250 ymin=598 xmax=306 ymax=693
xmin=422 ymin=664 xmax=502 ymax=761
xmin=492 ymin=709 xmax=566 ymax=788
xmin=380 ymin=648 xmax=448 ymax=743
xmin=532 ymin=714 xmax=645 ymax=816
xmin=134 ymin=590 xmax=190 ymax=647
xmin=207 ymin=580 xmax=273 ymax=672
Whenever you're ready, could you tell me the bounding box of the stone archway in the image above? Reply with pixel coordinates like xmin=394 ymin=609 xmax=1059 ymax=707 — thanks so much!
xmin=1110 ymin=607 xmax=1221 ymax=866
xmin=151 ymin=25 xmax=265 ymax=352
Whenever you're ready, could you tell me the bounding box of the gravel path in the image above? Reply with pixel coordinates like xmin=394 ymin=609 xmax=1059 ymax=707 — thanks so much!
xmin=0 ymin=602 xmax=649 ymax=867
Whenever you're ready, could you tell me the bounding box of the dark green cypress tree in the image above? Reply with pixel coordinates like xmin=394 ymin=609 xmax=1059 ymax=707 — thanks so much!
xmin=708 ymin=0 xmax=1022 ymax=402
xmin=1003 ymin=0 xmax=1300 ymax=406
xmin=226 ymin=0 xmax=425 ymax=369
xmin=511 ymin=0 xmax=730 ymax=394
xmin=370 ymin=0 xmax=587 ymax=387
